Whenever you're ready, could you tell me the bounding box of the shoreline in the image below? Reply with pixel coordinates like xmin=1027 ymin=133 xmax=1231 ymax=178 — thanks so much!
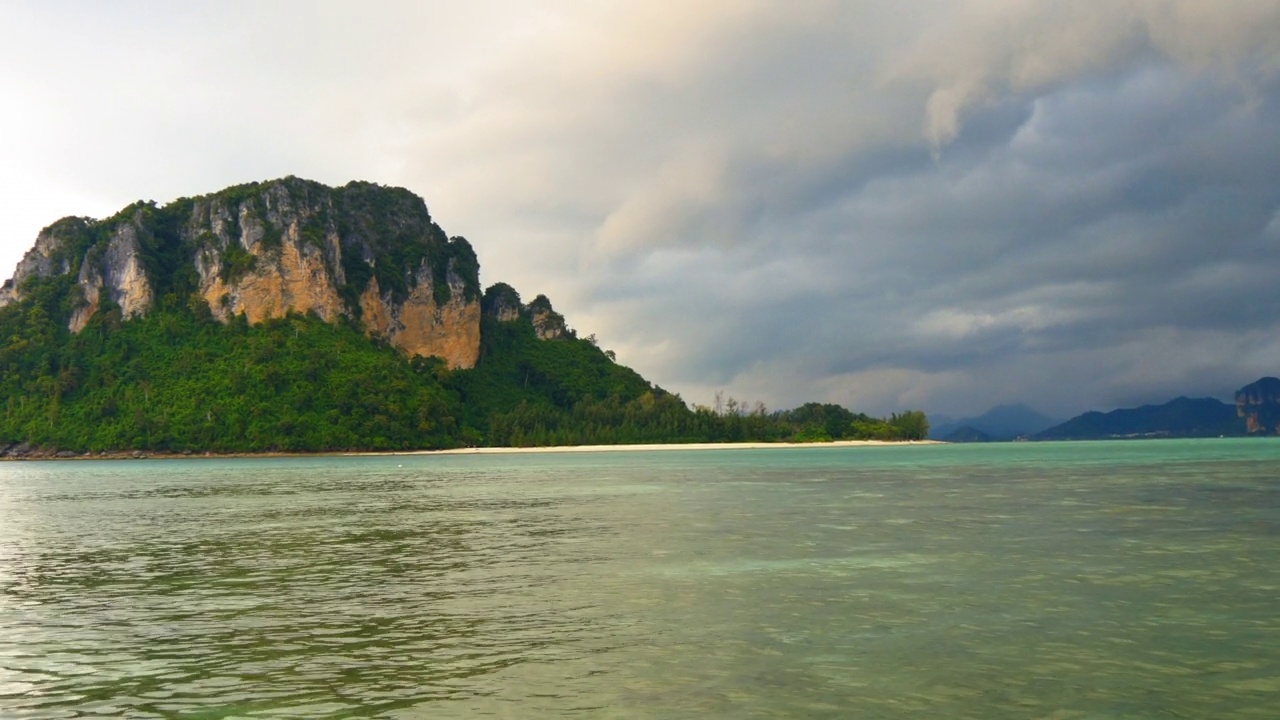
xmin=0 ymin=439 xmax=942 ymax=461
xmin=408 ymin=439 xmax=944 ymax=456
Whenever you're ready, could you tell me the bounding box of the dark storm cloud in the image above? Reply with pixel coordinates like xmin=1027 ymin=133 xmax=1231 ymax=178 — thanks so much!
xmin=562 ymin=38 xmax=1280 ymax=415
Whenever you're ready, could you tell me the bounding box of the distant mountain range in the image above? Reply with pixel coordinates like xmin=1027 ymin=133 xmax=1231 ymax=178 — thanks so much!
xmin=1034 ymin=396 xmax=1240 ymax=440
xmin=929 ymin=404 xmax=1060 ymax=441
xmin=937 ymin=377 xmax=1280 ymax=442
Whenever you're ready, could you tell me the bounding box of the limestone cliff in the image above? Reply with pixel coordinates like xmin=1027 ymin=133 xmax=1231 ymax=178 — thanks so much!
xmin=481 ymin=284 xmax=573 ymax=340
xmin=526 ymin=294 xmax=570 ymax=340
xmin=73 ymin=220 xmax=156 ymax=332
xmin=1 ymin=215 xmax=158 ymax=332
xmin=1236 ymin=376 xmax=1280 ymax=435
xmin=1 ymin=218 xmax=78 ymax=297
xmin=2 ymin=218 xmax=85 ymax=307
xmin=481 ymin=282 xmax=524 ymax=322
xmin=356 ymin=262 xmax=481 ymax=370
xmin=0 ymin=177 xmax=483 ymax=368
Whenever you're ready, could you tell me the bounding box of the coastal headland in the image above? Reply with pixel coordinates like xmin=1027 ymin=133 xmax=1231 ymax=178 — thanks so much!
xmin=0 ymin=178 xmax=931 ymax=455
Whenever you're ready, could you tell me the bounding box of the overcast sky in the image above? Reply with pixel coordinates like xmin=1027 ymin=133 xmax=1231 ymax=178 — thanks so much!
xmin=3 ymin=1 xmax=1279 ymax=418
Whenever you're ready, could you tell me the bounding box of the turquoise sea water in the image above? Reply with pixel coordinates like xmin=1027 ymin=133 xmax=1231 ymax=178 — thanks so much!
xmin=1 ymin=439 xmax=1278 ymax=718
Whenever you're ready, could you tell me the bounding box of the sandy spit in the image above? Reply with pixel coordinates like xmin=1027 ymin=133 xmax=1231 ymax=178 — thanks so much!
xmin=2 ymin=439 xmax=942 ymax=461
xmin=378 ymin=439 xmax=945 ymax=457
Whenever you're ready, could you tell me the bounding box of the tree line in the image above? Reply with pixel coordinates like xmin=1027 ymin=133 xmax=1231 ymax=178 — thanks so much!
xmin=0 ymin=277 xmax=928 ymax=453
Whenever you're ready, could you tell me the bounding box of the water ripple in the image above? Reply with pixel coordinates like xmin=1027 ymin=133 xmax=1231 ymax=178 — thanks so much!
xmin=2 ymin=441 xmax=1279 ymax=717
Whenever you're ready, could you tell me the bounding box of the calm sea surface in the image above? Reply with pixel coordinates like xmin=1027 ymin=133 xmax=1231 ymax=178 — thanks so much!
xmin=1 ymin=439 xmax=1278 ymax=718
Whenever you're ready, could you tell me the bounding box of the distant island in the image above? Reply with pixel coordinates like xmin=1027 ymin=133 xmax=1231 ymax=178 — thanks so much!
xmin=0 ymin=177 xmax=929 ymax=458
xmin=935 ymin=377 xmax=1280 ymax=442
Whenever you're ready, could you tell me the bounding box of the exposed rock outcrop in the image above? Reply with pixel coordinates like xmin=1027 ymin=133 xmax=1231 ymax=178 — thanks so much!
xmin=0 ymin=217 xmax=88 ymax=306
xmin=481 ymin=284 xmax=575 ymax=343
xmin=70 ymin=222 xmax=154 ymax=332
xmin=527 ymin=294 xmax=569 ymax=340
xmin=1236 ymin=376 xmax=1280 ymax=435
xmin=362 ymin=260 xmax=481 ymax=369
xmin=482 ymin=282 xmax=524 ymax=322
xmin=0 ymin=177 xmax=484 ymax=368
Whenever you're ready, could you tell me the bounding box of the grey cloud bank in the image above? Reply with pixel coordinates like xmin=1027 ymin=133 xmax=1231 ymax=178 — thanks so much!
xmin=2 ymin=0 xmax=1278 ymax=418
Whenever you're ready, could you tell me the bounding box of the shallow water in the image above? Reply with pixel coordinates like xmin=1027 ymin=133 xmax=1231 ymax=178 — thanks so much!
xmin=1 ymin=439 xmax=1278 ymax=718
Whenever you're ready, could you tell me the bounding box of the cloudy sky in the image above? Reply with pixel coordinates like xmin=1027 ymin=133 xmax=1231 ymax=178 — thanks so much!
xmin=2 ymin=1 xmax=1279 ymax=418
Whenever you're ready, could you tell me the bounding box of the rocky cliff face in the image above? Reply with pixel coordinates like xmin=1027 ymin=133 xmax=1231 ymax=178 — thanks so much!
xmin=526 ymin=294 xmax=569 ymax=340
xmin=1 ymin=216 xmax=158 ymax=331
xmin=3 ymin=219 xmax=77 ymax=289
xmin=1236 ymin=376 xmax=1280 ymax=435
xmin=73 ymin=221 xmax=156 ymax=332
xmin=481 ymin=282 xmax=524 ymax=322
xmin=0 ymin=177 xmax=483 ymax=368
xmin=480 ymin=284 xmax=572 ymax=340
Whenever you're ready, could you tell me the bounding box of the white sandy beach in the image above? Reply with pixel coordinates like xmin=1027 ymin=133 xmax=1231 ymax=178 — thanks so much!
xmin=1 ymin=439 xmax=940 ymax=461
xmin=402 ymin=439 xmax=943 ymax=456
